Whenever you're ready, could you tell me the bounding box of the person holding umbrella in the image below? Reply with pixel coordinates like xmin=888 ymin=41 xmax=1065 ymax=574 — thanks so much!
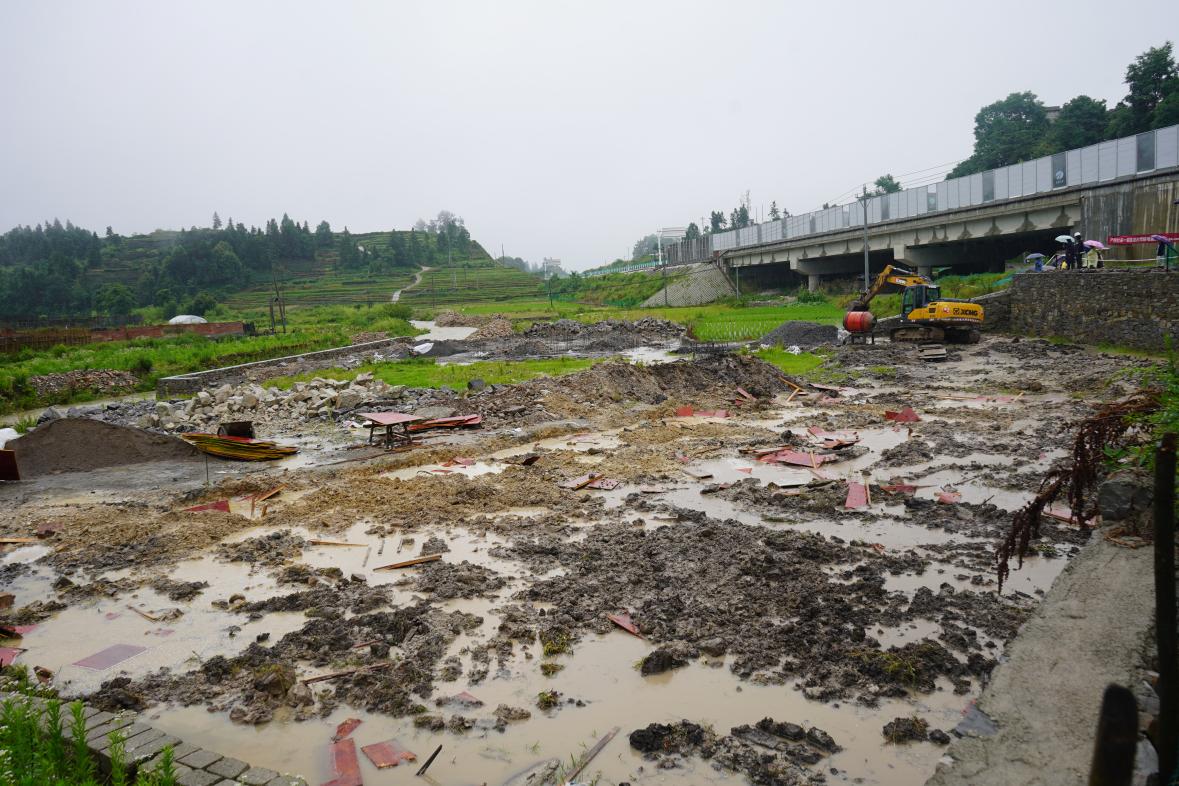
xmin=1055 ymin=234 xmax=1077 ymax=270
xmin=1083 ymin=239 xmax=1106 ymax=269
xmin=1154 ymin=234 xmax=1176 ymax=272
xmin=1026 ymin=252 xmax=1046 ymax=272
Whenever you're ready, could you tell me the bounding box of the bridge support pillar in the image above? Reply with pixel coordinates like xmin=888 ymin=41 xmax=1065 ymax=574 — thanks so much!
xmin=807 ymin=274 xmax=821 ymax=292
xmin=893 ymin=245 xmax=945 ymax=278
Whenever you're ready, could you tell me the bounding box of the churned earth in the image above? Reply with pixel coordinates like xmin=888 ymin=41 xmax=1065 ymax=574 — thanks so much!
xmin=0 ymin=334 xmax=1152 ymax=786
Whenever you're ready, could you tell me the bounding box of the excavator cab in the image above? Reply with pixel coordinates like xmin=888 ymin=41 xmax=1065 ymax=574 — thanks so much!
xmin=901 ymin=284 xmax=940 ymax=317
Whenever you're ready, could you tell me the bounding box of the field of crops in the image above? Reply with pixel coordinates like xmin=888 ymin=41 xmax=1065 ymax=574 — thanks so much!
xmin=399 ymin=264 xmax=546 ymax=306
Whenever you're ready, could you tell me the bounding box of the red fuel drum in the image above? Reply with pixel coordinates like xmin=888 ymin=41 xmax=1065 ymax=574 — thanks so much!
xmin=843 ymin=310 xmax=876 ymax=333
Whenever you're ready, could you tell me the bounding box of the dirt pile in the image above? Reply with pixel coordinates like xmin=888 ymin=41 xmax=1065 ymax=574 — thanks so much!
xmin=28 ymin=369 xmax=138 ymax=398
xmin=8 ymin=418 xmax=195 ymax=476
xmin=466 ymin=318 xmax=515 ymax=340
xmin=434 ymin=310 xmax=497 ymax=327
xmin=523 ymin=318 xmax=686 ymax=347
xmin=760 ymin=320 xmax=838 ymax=348
xmin=350 ymin=331 xmax=388 ymax=344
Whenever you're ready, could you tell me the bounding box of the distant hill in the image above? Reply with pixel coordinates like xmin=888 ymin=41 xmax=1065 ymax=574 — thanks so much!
xmin=0 ymin=216 xmax=520 ymax=321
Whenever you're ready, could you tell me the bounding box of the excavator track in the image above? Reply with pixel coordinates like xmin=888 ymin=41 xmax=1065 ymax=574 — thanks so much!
xmin=890 ymin=325 xmax=944 ymax=343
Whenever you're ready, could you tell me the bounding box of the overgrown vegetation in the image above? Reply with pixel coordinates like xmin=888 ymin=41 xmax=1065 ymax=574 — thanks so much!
xmin=0 ymin=670 xmax=177 ymax=785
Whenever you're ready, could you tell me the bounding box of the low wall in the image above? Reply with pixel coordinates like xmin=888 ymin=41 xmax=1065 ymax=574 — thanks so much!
xmin=157 ymin=337 xmax=410 ymax=396
xmin=1009 ymin=270 xmax=1179 ymax=350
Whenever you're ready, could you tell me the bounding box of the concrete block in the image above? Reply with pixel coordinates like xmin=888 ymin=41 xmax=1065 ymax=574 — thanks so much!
xmin=169 ymin=741 xmax=201 ymax=761
xmin=265 ymin=776 xmax=309 ymax=786
xmin=179 ymin=749 xmax=224 ymax=769
xmin=238 ymin=766 xmax=280 ymax=785
xmin=96 ymin=722 xmax=156 ymax=753
xmin=85 ymin=715 xmax=135 ymax=744
xmin=206 ymin=756 xmax=248 ymax=779
xmin=127 ymin=733 xmax=180 ymax=764
xmin=176 ymin=769 xmax=223 ymax=786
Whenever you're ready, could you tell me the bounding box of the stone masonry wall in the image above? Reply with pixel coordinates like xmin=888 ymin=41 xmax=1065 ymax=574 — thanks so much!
xmin=1009 ymin=270 xmax=1179 ymax=350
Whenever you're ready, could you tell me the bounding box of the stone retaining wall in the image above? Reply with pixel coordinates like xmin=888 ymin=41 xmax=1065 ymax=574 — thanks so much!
xmin=1009 ymin=269 xmax=1179 ymax=350
xmin=1 ymin=691 xmax=306 ymax=786
xmin=157 ymin=337 xmax=409 ymax=396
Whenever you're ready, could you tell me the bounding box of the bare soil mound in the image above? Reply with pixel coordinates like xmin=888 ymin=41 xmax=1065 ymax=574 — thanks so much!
xmin=760 ymin=320 xmax=837 ymax=348
xmin=9 ymin=417 xmax=196 ymax=477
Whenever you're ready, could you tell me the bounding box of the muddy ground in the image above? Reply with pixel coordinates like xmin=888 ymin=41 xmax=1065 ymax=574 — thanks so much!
xmin=0 ymin=334 xmax=1153 ymax=786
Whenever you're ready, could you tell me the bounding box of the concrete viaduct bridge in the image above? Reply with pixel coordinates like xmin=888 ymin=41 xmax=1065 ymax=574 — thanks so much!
xmin=662 ymin=123 xmax=1179 ymax=290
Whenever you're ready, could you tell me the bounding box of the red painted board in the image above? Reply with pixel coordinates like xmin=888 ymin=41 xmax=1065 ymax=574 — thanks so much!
xmin=72 ymin=644 xmax=148 ymax=670
xmin=322 ymin=738 xmax=363 ymax=786
xmin=333 ymin=718 xmax=362 ymax=741
xmin=844 ymin=481 xmax=869 ymax=509
xmin=936 ymin=490 xmax=962 ymax=504
xmin=607 ymin=613 xmax=641 ymax=637
xmin=0 ymin=647 xmax=24 ymax=667
xmin=884 ymin=407 xmax=921 ymax=423
xmin=184 ymin=499 xmax=230 ymax=513
xmin=361 ymin=739 xmax=417 ymax=769
xmin=758 ymin=450 xmax=831 ymax=467
xmin=586 ymin=477 xmax=621 ymax=490
xmin=674 ymin=406 xmax=694 ymax=417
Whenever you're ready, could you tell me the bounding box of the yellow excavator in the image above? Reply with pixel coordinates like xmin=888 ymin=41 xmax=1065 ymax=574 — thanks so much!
xmin=844 ymin=264 xmax=984 ymax=344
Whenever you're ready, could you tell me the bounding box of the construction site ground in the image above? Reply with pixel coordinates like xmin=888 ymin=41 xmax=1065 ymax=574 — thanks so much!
xmin=0 ymin=328 xmax=1159 ymax=786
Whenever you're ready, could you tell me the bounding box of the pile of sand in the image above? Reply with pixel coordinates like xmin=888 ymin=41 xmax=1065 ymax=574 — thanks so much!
xmin=8 ymin=418 xmax=196 ymax=477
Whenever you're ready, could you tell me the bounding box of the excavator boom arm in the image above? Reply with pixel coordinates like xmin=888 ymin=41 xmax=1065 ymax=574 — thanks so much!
xmin=853 ymin=264 xmax=929 ymax=309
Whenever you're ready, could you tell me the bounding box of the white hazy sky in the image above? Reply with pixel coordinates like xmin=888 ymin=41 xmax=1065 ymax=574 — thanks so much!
xmin=1 ymin=0 xmax=1176 ymax=270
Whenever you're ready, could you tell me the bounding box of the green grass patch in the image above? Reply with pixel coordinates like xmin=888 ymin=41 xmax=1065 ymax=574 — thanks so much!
xmin=266 ymin=356 xmax=602 ymax=391
xmin=0 ymin=670 xmax=178 ymax=784
xmin=752 ymin=347 xmax=826 ymax=377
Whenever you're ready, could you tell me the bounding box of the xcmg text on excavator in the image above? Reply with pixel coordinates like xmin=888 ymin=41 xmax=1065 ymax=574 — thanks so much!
xmin=843 ymin=264 xmax=984 ymax=343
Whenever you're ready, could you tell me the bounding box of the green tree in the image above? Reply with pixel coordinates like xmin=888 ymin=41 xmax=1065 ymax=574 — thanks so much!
xmin=1153 ymin=91 xmax=1179 ymax=128
xmin=211 ymin=212 xmax=222 ymax=230
xmin=184 ymin=291 xmax=217 ymax=316
xmin=337 ymin=228 xmax=361 ymax=268
xmin=95 ymin=283 xmax=135 ymax=318
xmin=768 ymin=201 xmax=781 ymax=221
xmin=684 ymin=223 xmax=700 ymax=241
xmin=708 ymin=211 xmax=727 ymax=233
xmin=873 ymin=174 xmax=902 ymax=194
xmin=314 ymin=220 xmax=333 ymax=249
xmin=1124 ymin=42 xmax=1178 ymax=131
xmin=1040 ymin=95 xmax=1108 ymax=153
xmin=949 ymin=91 xmax=1049 ymax=177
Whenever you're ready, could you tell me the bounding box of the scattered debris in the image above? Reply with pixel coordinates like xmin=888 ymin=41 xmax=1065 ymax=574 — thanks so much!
xmin=181 ymin=432 xmax=298 ymax=460
xmin=372 ymin=553 xmax=443 ymax=571
xmin=607 ymin=612 xmax=641 ymax=637
xmin=73 ymin=644 xmax=148 ymax=670
xmin=333 ymin=718 xmax=362 ymax=741
xmin=884 ymin=407 xmax=921 ymax=423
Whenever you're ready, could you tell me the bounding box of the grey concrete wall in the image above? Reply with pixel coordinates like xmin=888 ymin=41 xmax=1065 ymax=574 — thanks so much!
xmin=973 ymin=290 xmax=1011 ymax=331
xmin=1009 ymin=270 xmax=1179 ymax=350
xmin=641 ymin=262 xmax=736 ymax=307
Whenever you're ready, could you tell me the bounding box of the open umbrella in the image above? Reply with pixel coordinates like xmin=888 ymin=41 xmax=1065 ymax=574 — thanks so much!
xmin=1055 ymin=234 xmax=1074 ymax=243
xmin=1151 ymin=234 xmax=1174 ymax=245
xmin=1083 ymin=240 xmax=1106 ymax=250
xmin=1025 ymin=253 xmax=1045 ymax=260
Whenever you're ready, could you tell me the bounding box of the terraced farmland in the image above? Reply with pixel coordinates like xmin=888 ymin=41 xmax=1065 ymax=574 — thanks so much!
xmin=399 ymin=262 xmax=546 ymax=306
xmin=222 ymin=263 xmax=420 ymax=310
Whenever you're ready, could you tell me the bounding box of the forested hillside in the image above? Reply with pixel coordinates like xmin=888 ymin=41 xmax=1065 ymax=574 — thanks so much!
xmin=0 ymin=211 xmax=490 ymax=322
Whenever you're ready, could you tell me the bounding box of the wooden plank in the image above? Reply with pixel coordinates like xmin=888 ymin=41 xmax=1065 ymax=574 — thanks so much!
xmin=0 ymin=537 xmax=37 ymax=545
xmin=308 ymin=540 xmax=365 ymax=548
xmin=371 ymin=553 xmax=442 ymax=572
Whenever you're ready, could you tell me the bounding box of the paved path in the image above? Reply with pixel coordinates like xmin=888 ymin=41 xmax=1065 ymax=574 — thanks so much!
xmin=926 ymin=534 xmax=1154 ymax=785
xmin=391 ymin=265 xmax=430 ymax=302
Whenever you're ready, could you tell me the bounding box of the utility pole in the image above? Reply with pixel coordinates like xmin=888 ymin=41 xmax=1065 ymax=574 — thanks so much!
xmin=858 ymin=188 xmax=872 ymax=292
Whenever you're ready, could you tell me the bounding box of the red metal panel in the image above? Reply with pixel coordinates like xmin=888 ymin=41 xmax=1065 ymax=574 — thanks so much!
xmin=322 ymin=738 xmax=363 ymax=786
xmin=361 ymin=740 xmax=416 ymax=769
xmin=844 ymin=482 xmax=869 ymax=509
xmin=72 ymin=644 xmax=147 ymax=670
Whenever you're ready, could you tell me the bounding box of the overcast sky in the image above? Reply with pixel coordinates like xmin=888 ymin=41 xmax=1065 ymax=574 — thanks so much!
xmin=2 ymin=1 xmax=1176 ymax=270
